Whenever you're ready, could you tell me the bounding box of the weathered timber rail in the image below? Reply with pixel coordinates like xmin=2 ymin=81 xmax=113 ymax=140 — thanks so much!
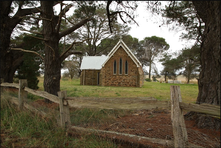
xmin=180 ymin=102 xmax=220 ymax=117
xmin=1 ymin=95 xmax=202 ymax=148
xmin=1 ymin=80 xmax=219 ymax=148
xmin=1 ymin=82 xmax=219 ymax=117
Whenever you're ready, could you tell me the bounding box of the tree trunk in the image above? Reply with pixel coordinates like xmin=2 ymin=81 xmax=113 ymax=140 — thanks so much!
xmin=193 ymin=1 xmax=220 ymax=105
xmin=41 ymin=1 xmax=61 ymax=97
xmin=0 ymin=1 xmax=40 ymax=83
xmin=41 ymin=1 xmax=91 ymax=98
xmin=187 ymin=78 xmax=189 ymax=84
xmin=148 ymin=62 xmax=151 ymax=80
xmin=187 ymin=1 xmax=220 ymax=130
xmin=0 ymin=18 xmax=24 ymax=83
xmin=187 ymin=72 xmax=190 ymax=84
xmin=164 ymin=73 xmax=167 ymax=82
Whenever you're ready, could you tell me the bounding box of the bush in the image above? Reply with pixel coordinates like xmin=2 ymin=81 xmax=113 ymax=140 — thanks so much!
xmin=145 ymin=78 xmax=152 ymax=82
xmin=13 ymin=77 xmax=19 ymax=83
xmin=152 ymin=76 xmax=156 ymax=81
xmin=14 ymin=52 xmax=40 ymax=90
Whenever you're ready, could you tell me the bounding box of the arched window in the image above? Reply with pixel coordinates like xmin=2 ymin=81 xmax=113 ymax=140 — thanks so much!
xmin=119 ymin=58 xmax=122 ymax=75
xmin=125 ymin=60 xmax=128 ymax=75
xmin=113 ymin=60 xmax=117 ymax=74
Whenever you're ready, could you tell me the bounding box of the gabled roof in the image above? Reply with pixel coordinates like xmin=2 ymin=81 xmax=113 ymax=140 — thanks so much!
xmin=102 ymin=39 xmax=142 ymax=67
xmin=80 ymin=39 xmax=142 ymax=70
xmin=80 ymin=56 xmax=108 ymax=70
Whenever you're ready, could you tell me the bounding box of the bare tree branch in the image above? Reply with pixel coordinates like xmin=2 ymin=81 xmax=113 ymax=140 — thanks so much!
xmin=106 ymin=1 xmax=138 ymax=33
xmin=30 ymin=15 xmax=52 ymax=21
xmin=13 ymin=7 xmax=41 ymax=18
xmin=56 ymin=3 xmax=73 ymax=33
xmin=9 ymin=5 xmax=42 ymax=30
xmin=63 ymin=15 xmax=75 ymax=26
xmin=106 ymin=0 xmax=113 ymax=33
xmin=26 ymin=34 xmax=46 ymax=41
xmin=60 ymin=38 xmax=92 ymax=62
xmin=119 ymin=12 xmax=127 ymax=23
xmin=10 ymin=48 xmax=44 ymax=60
xmin=59 ymin=3 xmax=73 ymax=17
xmin=59 ymin=18 xmax=92 ymax=39
xmin=195 ymin=14 xmax=203 ymax=44
xmin=20 ymin=28 xmax=43 ymax=35
xmin=56 ymin=2 xmax=63 ymax=33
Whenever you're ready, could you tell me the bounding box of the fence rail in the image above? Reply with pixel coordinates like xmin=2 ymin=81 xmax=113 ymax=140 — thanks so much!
xmin=1 ymin=79 xmax=220 ymax=148
xmin=1 ymin=82 xmax=219 ymax=117
xmin=180 ymin=102 xmax=220 ymax=117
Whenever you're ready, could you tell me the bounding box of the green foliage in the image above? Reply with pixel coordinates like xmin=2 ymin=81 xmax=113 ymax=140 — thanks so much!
xmin=160 ymin=45 xmax=200 ymax=83
xmin=160 ymin=53 xmax=183 ymax=81
xmin=152 ymin=76 xmax=158 ymax=82
xmin=143 ymin=36 xmax=170 ymax=49
xmin=115 ymin=92 xmax=121 ymax=96
xmin=177 ymin=45 xmax=200 ymax=83
xmin=74 ymin=2 xmax=97 ymax=19
xmin=161 ymin=1 xmax=204 ymax=42
xmin=15 ymin=53 xmax=40 ymax=89
xmin=145 ymin=78 xmax=152 ymax=82
xmin=14 ymin=34 xmax=43 ymax=90
xmin=98 ymin=35 xmax=138 ymax=55
xmin=137 ymin=36 xmax=170 ymax=79
xmin=63 ymin=57 xmax=81 ymax=79
xmin=69 ymin=3 xmax=130 ymax=56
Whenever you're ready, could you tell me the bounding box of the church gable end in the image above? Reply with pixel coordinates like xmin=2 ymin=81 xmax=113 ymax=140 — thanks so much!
xmin=101 ymin=46 xmax=143 ymax=87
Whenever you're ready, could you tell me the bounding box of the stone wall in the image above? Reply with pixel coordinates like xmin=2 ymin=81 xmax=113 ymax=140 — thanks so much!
xmin=80 ymin=70 xmax=100 ymax=86
xmin=100 ymin=47 xmax=144 ymax=87
xmin=138 ymin=66 xmax=144 ymax=87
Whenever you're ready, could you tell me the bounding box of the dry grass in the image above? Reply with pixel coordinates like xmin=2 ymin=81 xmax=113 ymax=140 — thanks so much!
xmin=155 ymin=75 xmax=198 ymax=84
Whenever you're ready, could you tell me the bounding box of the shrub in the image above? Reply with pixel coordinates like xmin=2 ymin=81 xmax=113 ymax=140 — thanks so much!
xmin=152 ymin=76 xmax=156 ymax=82
xmin=145 ymin=78 xmax=152 ymax=82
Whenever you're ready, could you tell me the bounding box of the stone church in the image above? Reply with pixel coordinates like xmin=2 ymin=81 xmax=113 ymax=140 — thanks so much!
xmin=80 ymin=39 xmax=144 ymax=87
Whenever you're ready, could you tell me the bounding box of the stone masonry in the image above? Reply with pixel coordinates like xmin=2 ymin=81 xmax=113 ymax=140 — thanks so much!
xmin=100 ymin=47 xmax=144 ymax=87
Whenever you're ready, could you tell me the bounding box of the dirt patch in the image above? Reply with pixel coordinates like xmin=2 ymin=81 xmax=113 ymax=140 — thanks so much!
xmin=2 ymin=87 xmax=18 ymax=93
xmin=33 ymin=99 xmax=220 ymax=148
xmin=66 ymin=97 xmax=170 ymax=110
xmin=2 ymin=88 xmax=220 ymax=148
xmin=33 ymin=99 xmax=59 ymax=110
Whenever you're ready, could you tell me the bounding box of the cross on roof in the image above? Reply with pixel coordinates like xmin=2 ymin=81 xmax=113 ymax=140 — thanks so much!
xmin=120 ymin=35 xmax=122 ymax=40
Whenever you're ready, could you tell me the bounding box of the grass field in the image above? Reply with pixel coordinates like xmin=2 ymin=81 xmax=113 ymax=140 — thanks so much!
xmin=38 ymin=77 xmax=198 ymax=104
xmin=0 ymin=77 xmax=199 ymax=147
xmin=1 ymin=93 xmax=118 ymax=147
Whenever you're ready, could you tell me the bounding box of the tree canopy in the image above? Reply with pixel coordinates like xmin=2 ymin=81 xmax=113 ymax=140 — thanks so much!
xmin=177 ymin=45 xmax=200 ymax=83
xmin=137 ymin=36 xmax=169 ymax=79
xmin=69 ymin=2 xmax=130 ymax=56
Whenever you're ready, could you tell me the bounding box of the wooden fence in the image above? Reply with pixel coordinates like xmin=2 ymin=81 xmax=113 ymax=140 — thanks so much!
xmin=1 ymin=79 xmax=220 ymax=148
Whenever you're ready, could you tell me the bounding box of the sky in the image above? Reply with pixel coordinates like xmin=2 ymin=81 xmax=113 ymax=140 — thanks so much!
xmin=123 ymin=3 xmax=195 ymax=73
xmin=60 ymin=1 xmax=196 ymax=74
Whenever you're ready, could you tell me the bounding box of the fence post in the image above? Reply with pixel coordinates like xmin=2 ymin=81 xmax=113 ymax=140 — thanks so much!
xmin=58 ymin=91 xmax=71 ymax=129
xmin=1 ymin=78 xmax=4 ymax=93
xmin=18 ymin=79 xmax=27 ymax=110
xmin=170 ymin=86 xmax=188 ymax=148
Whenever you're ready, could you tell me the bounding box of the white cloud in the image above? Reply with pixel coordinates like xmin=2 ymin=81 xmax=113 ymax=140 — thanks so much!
xmin=126 ymin=3 xmax=195 ymax=73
